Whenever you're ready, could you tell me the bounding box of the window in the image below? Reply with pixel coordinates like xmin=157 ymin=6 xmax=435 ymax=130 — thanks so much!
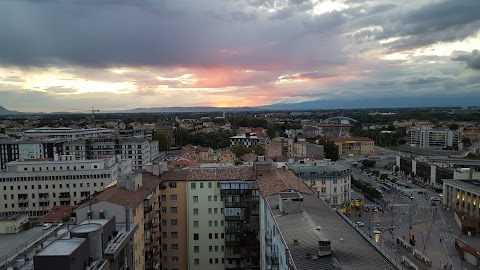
xmin=170 ymin=195 xmax=177 ymax=201
xmin=170 ymin=207 xmax=177 ymax=213
xmin=194 ymin=221 xmax=199 ymax=227
xmin=194 ymin=246 xmax=199 ymax=253
xmin=194 ymin=259 xmax=199 ymax=265
xmin=193 ymin=196 xmax=198 ymax=203
xmin=193 ymin=208 xmax=199 ymax=215
xmin=194 ymin=234 xmax=199 ymax=240
xmin=191 ymin=183 xmax=196 ymax=189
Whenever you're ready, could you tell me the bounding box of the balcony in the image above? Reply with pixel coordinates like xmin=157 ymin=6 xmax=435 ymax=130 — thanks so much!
xmin=224 ymin=202 xmax=250 ymax=208
xmin=225 ymin=227 xmax=247 ymax=234
xmin=220 ymin=189 xmax=250 ymax=196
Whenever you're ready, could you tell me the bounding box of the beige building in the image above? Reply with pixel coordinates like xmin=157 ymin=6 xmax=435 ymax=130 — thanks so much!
xmin=0 ymin=214 xmax=29 ymax=234
xmin=331 ymin=137 xmax=375 ymax=156
xmin=158 ymin=171 xmax=189 ymax=270
xmin=75 ymin=172 xmax=162 ymax=270
xmin=218 ymin=152 xmax=236 ymax=163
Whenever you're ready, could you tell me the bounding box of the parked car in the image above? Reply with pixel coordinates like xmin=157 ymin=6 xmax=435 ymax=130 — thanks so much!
xmin=356 ymin=221 xmax=365 ymax=227
xmin=42 ymin=223 xmax=52 ymax=230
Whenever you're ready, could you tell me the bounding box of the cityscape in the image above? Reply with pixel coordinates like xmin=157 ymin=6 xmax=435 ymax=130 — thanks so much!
xmin=0 ymin=0 xmax=479 ymax=270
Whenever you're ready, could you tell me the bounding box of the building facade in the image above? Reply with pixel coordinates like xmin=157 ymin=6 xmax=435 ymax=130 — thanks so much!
xmin=331 ymin=137 xmax=375 ymax=156
xmin=288 ymin=161 xmax=351 ymax=206
xmin=409 ymin=127 xmax=462 ymax=150
xmin=0 ymin=155 xmax=122 ymax=218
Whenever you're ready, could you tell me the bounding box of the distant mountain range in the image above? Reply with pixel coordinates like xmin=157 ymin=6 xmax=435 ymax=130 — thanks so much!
xmin=0 ymin=106 xmax=20 ymax=115
xmin=1 ymin=94 xmax=479 ymax=115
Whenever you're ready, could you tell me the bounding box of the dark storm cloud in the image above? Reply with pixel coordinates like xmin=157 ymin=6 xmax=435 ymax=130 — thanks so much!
xmin=352 ymin=0 xmax=480 ymax=50
xmin=451 ymin=50 xmax=480 ymax=71
xmin=0 ymin=0 xmax=345 ymax=70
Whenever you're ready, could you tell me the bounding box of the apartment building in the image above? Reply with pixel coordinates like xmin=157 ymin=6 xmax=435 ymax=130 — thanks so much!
xmin=230 ymin=133 xmax=261 ymax=147
xmin=288 ymin=161 xmax=351 ymax=206
xmin=0 ymin=155 xmax=127 ymax=218
xmin=160 ymin=166 xmax=260 ymax=270
xmin=33 ymin=217 xmax=136 ymax=270
xmin=23 ymin=127 xmax=114 ymax=140
xmin=409 ymin=126 xmax=462 ymax=150
xmin=331 ymin=137 xmax=375 ymax=156
xmin=257 ymin=163 xmax=395 ymax=270
xmin=0 ymin=139 xmax=65 ymax=170
xmin=75 ymin=172 xmax=163 ymax=270
xmin=64 ymin=137 xmax=161 ymax=171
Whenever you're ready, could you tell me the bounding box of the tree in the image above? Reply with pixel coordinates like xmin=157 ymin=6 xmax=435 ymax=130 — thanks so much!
xmin=449 ymin=123 xmax=459 ymax=130
xmin=317 ymin=140 xmax=339 ymax=161
xmin=153 ymin=132 xmax=171 ymax=151
xmin=462 ymin=137 xmax=471 ymax=147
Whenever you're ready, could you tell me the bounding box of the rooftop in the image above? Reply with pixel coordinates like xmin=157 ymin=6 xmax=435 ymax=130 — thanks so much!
xmin=267 ymin=194 xmax=394 ymax=270
xmin=443 ymin=179 xmax=480 ymax=192
xmin=77 ymin=172 xmax=161 ymax=210
xmin=36 ymin=238 xmax=86 ymax=256
xmin=257 ymin=163 xmax=314 ymax=198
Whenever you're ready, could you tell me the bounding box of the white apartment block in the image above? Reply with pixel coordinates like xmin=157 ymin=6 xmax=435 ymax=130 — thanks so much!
xmin=64 ymin=138 xmax=161 ymax=171
xmin=23 ymin=127 xmax=114 ymax=140
xmin=409 ymin=126 xmax=461 ymax=149
xmin=230 ymin=133 xmax=261 ymax=147
xmin=0 ymin=155 xmax=128 ymax=218
xmin=187 ymin=180 xmax=226 ymax=270
xmin=288 ymin=161 xmax=352 ymax=206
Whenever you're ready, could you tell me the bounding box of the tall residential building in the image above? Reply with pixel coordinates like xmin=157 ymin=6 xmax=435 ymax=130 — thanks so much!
xmin=331 ymin=137 xmax=375 ymax=156
xmin=23 ymin=127 xmax=114 ymax=140
xmin=288 ymin=161 xmax=352 ymax=206
xmin=160 ymin=166 xmax=260 ymax=270
xmin=409 ymin=126 xmax=461 ymax=150
xmin=0 ymin=155 xmax=129 ymax=218
xmin=64 ymin=137 xmax=162 ymax=171
xmin=0 ymin=139 xmax=65 ymax=170
xmin=75 ymin=172 xmax=163 ymax=270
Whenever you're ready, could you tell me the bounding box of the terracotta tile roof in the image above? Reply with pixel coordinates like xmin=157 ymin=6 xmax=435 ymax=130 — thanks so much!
xmin=330 ymin=137 xmax=373 ymax=142
xmin=161 ymin=167 xmax=256 ymax=181
xmin=257 ymin=163 xmax=314 ymax=197
xmin=37 ymin=205 xmax=74 ymax=223
xmin=77 ymin=173 xmax=161 ymax=210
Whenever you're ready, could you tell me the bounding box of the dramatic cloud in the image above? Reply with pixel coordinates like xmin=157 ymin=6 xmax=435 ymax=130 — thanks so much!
xmin=0 ymin=0 xmax=479 ymax=111
xmin=452 ymin=50 xmax=480 ymax=71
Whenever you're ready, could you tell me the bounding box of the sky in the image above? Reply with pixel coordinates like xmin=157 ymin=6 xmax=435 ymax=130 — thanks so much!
xmin=0 ymin=0 xmax=479 ymax=112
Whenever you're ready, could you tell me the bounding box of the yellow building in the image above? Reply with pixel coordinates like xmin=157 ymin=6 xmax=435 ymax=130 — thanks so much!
xmin=331 ymin=137 xmax=375 ymax=156
xmin=218 ymin=152 xmax=236 ymax=163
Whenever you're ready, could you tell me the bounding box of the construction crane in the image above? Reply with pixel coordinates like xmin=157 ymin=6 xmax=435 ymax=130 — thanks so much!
xmin=91 ymin=107 xmax=100 ymax=126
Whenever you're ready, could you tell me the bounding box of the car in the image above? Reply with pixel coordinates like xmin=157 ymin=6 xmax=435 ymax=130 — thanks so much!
xmin=42 ymin=223 xmax=52 ymax=230
xmin=356 ymin=221 xmax=365 ymax=227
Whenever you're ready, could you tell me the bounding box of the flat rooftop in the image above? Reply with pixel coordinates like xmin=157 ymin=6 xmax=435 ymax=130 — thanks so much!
xmin=267 ymin=194 xmax=394 ymax=270
xmin=36 ymin=238 xmax=86 ymax=256
xmin=443 ymin=179 xmax=480 ymax=192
